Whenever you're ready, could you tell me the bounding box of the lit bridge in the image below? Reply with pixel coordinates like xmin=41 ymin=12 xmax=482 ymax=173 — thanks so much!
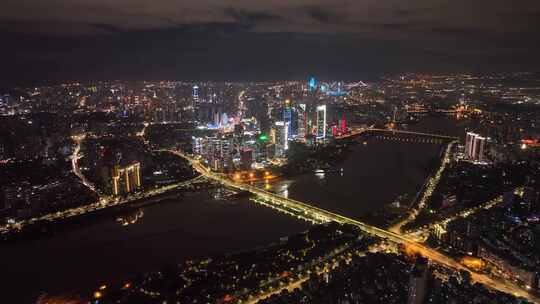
xmin=170 ymin=149 xmax=540 ymax=303
xmin=336 ymin=128 xmax=458 ymax=141
xmin=368 ymin=128 xmax=459 ymax=140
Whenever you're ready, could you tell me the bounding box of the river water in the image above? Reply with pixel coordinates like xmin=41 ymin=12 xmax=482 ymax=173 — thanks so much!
xmin=1 ymin=116 xmax=465 ymax=303
xmin=2 ymin=192 xmax=310 ymax=303
xmin=258 ymin=116 xmax=467 ymax=220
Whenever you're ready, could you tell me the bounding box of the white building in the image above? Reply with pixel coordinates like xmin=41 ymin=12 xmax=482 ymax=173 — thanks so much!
xmin=465 ymin=132 xmax=487 ymax=161
xmin=316 ymin=105 xmax=327 ymax=141
xmin=274 ymin=121 xmax=289 ymax=158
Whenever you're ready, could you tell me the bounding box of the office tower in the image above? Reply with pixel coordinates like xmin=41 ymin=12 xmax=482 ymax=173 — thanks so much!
xmin=297 ymin=103 xmax=307 ymax=140
xmin=274 ymin=121 xmax=289 ymax=157
xmin=308 ymin=76 xmax=317 ymax=92
xmin=111 ymin=162 xmax=141 ymax=196
xmin=283 ymin=100 xmax=293 ymax=139
xmin=192 ymin=85 xmax=199 ymax=107
xmin=316 ymin=105 xmax=327 ymax=140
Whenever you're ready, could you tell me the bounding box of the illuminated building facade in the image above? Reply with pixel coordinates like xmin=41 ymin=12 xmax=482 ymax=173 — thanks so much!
xmin=192 ymin=85 xmax=199 ymax=107
xmin=316 ymin=105 xmax=327 ymax=140
xmin=297 ymin=103 xmax=307 ymax=140
xmin=283 ymin=100 xmax=293 ymax=139
xmin=465 ymin=132 xmax=487 ymax=161
xmin=274 ymin=121 xmax=289 ymax=157
xmin=193 ymin=136 xmax=234 ymax=172
xmin=111 ymin=162 xmax=141 ymax=196
xmin=308 ymin=76 xmax=317 ymax=92
xmin=339 ymin=116 xmax=347 ymax=134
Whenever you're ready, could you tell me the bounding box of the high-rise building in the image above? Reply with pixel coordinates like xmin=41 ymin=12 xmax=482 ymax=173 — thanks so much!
xmin=195 ymin=136 xmax=234 ymax=172
xmin=283 ymin=100 xmax=293 ymax=139
xmin=240 ymin=148 xmax=253 ymax=170
xmin=316 ymin=105 xmax=327 ymax=140
xmin=192 ymin=136 xmax=204 ymax=155
xmin=465 ymin=132 xmax=487 ymax=161
xmin=192 ymin=85 xmax=199 ymax=107
xmin=274 ymin=121 xmax=289 ymax=157
xmin=111 ymin=162 xmax=141 ymax=196
xmin=339 ymin=116 xmax=347 ymax=134
xmin=297 ymin=103 xmax=307 ymax=140
xmin=308 ymin=76 xmax=317 ymax=92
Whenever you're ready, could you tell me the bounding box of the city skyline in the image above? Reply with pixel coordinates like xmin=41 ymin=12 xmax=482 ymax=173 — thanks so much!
xmin=1 ymin=1 xmax=540 ymax=303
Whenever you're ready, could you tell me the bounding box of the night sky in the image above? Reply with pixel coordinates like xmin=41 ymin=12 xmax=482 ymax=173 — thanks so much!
xmin=2 ymin=0 xmax=540 ymax=86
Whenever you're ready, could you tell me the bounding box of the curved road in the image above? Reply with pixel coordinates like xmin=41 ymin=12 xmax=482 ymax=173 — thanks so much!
xmin=172 ymin=150 xmax=539 ymax=303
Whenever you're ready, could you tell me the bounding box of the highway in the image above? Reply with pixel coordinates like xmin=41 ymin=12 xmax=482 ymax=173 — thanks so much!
xmin=71 ymin=134 xmax=97 ymax=192
xmin=404 ymin=192 xmax=510 ymax=240
xmin=171 ymin=150 xmax=540 ymax=303
xmin=389 ymin=140 xmax=457 ymax=235
xmin=0 ymin=171 xmax=205 ymax=234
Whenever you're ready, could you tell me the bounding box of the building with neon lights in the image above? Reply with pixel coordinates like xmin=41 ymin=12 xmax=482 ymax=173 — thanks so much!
xmin=308 ymin=77 xmax=317 ymax=92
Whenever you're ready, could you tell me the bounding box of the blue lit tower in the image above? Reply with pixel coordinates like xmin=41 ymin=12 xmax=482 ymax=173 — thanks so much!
xmin=308 ymin=76 xmax=317 ymax=92
xmin=283 ymin=99 xmax=295 ymax=139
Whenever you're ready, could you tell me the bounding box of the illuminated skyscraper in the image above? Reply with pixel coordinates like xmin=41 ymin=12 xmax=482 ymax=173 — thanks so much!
xmin=111 ymin=162 xmax=141 ymax=196
xmin=283 ymin=100 xmax=293 ymax=138
xmin=201 ymin=137 xmax=234 ymax=172
xmin=192 ymin=85 xmax=199 ymax=107
xmin=297 ymin=104 xmax=307 ymax=140
xmin=283 ymin=99 xmax=298 ymax=139
xmin=339 ymin=116 xmax=347 ymax=134
xmin=308 ymin=76 xmax=317 ymax=92
xmin=274 ymin=121 xmax=289 ymax=157
xmin=316 ymin=105 xmax=327 ymax=140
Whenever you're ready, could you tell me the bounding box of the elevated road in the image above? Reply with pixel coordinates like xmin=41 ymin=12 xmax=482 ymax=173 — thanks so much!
xmin=172 ymin=150 xmax=539 ymax=303
xmin=336 ymin=127 xmax=458 ymax=140
xmin=369 ymin=128 xmax=459 ymax=140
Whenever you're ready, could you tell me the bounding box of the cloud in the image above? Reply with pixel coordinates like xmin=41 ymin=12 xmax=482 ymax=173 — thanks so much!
xmin=223 ymin=7 xmax=283 ymax=26
xmin=88 ymin=23 xmax=123 ymax=33
xmin=302 ymin=5 xmax=344 ymax=24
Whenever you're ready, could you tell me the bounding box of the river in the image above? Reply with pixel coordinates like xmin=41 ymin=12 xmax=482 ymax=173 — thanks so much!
xmin=1 ymin=116 xmax=466 ymax=303
xmin=1 ymin=191 xmax=310 ymax=303
xmin=257 ymin=116 xmax=468 ymax=220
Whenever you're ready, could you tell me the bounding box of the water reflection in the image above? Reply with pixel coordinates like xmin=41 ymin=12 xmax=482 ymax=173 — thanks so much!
xmin=116 ymin=209 xmax=144 ymax=227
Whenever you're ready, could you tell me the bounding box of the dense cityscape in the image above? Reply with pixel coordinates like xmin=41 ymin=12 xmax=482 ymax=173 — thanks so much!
xmin=0 ymin=72 xmax=539 ymax=303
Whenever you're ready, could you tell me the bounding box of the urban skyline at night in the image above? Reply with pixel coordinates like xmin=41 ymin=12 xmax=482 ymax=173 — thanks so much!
xmin=1 ymin=1 xmax=540 ymax=304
